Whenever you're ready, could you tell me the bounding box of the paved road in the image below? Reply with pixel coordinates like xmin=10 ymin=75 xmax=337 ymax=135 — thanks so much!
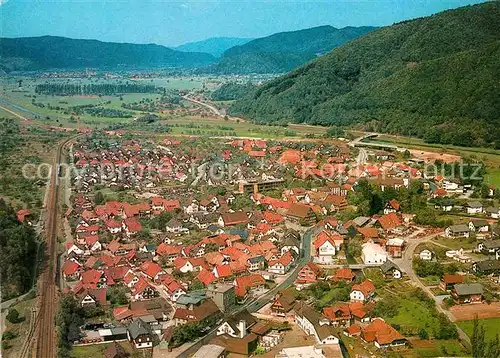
xmin=182 ymin=95 xmax=222 ymax=117
xmin=393 ymin=230 xmax=472 ymax=347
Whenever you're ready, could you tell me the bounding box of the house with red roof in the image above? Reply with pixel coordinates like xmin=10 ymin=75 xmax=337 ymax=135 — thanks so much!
xmin=78 ymin=288 xmax=108 ymax=307
xmin=384 ymin=199 xmax=401 ymax=214
xmin=81 ymin=269 xmax=106 ymax=289
xmin=296 ymin=262 xmax=323 ymax=285
xmin=314 ymin=230 xmax=343 ymax=264
xmin=268 ymin=251 xmax=294 ymax=275
xmin=63 ymin=260 xmax=82 ymax=281
xmin=197 ymin=268 xmax=218 ymax=287
xmin=106 ymin=219 xmax=122 ymax=234
xmin=159 ymin=274 xmax=186 ymax=302
xmin=218 ymin=212 xmax=249 ymax=227
xmin=174 ymin=257 xmax=207 ymax=273
xmin=213 ymin=264 xmax=233 ymax=280
xmin=17 ymin=209 xmax=32 ymax=224
xmin=131 ymin=277 xmax=158 ymax=301
xmin=123 ymin=217 xmax=142 ymax=237
xmin=156 ymin=243 xmax=181 ymax=264
xmin=286 ymin=203 xmax=316 ymax=225
xmin=350 ymin=280 xmax=376 ymax=302
xmin=347 ymin=318 xmax=406 ymax=349
xmin=233 ymin=274 xmax=266 ymax=303
xmin=377 ymin=212 xmax=402 ymax=231
xmin=278 ymin=150 xmax=301 ymax=165
xmin=331 ymin=268 xmax=356 ymax=283
xmin=139 ymin=261 xmax=163 ymax=281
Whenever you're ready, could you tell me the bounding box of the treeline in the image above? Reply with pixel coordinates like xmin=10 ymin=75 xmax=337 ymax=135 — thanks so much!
xmin=35 ymin=83 xmax=159 ymax=96
xmin=67 ymin=104 xmax=133 ymax=118
xmin=211 ymin=82 xmax=256 ymax=101
xmin=0 ymin=199 xmax=38 ymax=300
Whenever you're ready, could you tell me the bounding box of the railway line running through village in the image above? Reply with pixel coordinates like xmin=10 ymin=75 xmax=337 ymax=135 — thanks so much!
xmin=16 ymin=133 xmax=82 ymax=358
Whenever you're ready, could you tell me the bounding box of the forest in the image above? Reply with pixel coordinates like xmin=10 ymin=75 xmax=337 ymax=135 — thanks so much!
xmin=0 ymin=199 xmax=39 ymax=300
xmin=210 ymin=82 xmax=256 ymax=101
xmin=230 ymin=2 xmax=500 ymax=148
xmin=35 ymin=83 xmax=159 ymax=96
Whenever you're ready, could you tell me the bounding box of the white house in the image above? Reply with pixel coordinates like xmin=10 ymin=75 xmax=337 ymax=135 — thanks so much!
xmin=465 ymin=201 xmax=483 ymax=215
xmin=313 ymin=231 xmax=342 ymax=264
xmin=295 ymin=303 xmax=339 ymax=346
xmin=419 ymin=249 xmax=433 ymax=261
xmin=350 ymin=280 xmax=376 ymax=302
xmin=445 ymin=224 xmax=470 ymax=238
xmin=485 ymin=207 xmax=500 ymax=219
xmin=66 ymin=243 xmax=85 ymax=256
xmin=469 ymin=219 xmax=489 ymax=232
xmin=361 ymin=242 xmax=387 ymax=264
xmin=268 ymin=252 xmax=293 ymax=275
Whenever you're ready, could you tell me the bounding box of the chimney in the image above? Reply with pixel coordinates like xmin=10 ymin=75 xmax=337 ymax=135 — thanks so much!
xmin=238 ymin=320 xmax=247 ymax=338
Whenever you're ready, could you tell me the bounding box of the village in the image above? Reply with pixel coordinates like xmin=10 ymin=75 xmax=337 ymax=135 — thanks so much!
xmin=54 ymin=131 xmax=500 ymax=358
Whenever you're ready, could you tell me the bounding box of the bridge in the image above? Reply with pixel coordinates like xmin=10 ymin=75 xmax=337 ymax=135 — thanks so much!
xmin=349 ymin=133 xmax=399 ymax=150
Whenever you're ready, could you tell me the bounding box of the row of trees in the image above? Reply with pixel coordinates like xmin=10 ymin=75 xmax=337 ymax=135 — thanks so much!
xmin=35 ymin=83 xmax=158 ymax=96
xmin=0 ymin=200 xmax=39 ymax=300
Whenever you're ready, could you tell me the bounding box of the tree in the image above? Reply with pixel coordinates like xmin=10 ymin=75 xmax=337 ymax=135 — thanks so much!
xmin=347 ymin=236 xmax=363 ymax=257
xmin=372 ymin=297 xmax=400 ymax=318
xmin=472 ymin=315 xmax=486 ymax=358
xmin=419 ymin=328 xmax=429 ymax=340
xmin=6 ymin=308 xmax=20 ymax=323
xmin=94 ymin=191 xmax=105 ymax=205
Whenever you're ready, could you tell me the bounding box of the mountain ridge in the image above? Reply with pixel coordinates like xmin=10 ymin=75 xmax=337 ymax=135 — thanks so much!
xmin=230 ymin=2 xmax=500 ymax=147
xmin=0 ymin=35 xmax=216 ymax=72
xmin=199 ymin=25 xmax=377 ymax=74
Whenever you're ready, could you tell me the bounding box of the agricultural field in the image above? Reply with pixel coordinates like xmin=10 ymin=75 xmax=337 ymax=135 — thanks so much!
xmin=0 ymin=76 xmax=329 ymax=139
xmin=457 ymin=318 xmax=500 ymax=341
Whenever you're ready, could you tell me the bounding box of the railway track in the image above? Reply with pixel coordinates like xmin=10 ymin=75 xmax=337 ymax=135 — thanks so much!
xmin=17 ymin=134 xmax=82 ymax=358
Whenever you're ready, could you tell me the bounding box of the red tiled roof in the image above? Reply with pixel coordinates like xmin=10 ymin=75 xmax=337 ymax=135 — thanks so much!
xmin=81 ymin=269 xmax=102 ymax=285
xmin=361 ymin=318 xmax=404 ymax=345
xmin=63 ymin=260 xmax=80 ymax=276
xmin=124 ymin=217 xmax=142 ymax=232
xmin=157 ymin=243 xmax=181 ymax=256
xmin=198 ymin=269 xmax=217 ymax=286
xmin=378 ymin=212 xmax=402 ymax=230
xmin=442 ymin=274 xmax=465 ymax=284
xmin=352 ymin=279 xmax=375 ymax=297
xmin=333 ymin=267 xmax=355 ymax=282
xmin=215 ymin=264 xmax=233 ymax=278
xmin=140 ymin=261 xmax=162 ymax=279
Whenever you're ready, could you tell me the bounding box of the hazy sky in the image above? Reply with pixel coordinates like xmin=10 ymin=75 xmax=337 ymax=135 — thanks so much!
xmin=0 ymin=0 xmax=486 ymax=47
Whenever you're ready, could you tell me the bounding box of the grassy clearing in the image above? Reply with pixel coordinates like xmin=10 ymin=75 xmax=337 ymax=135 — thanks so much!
xmin=457 ymin=318 xmax=500 ymax=342
xmin=431 ymin=236 xmax=477 ymax=250
xmin=413 ymin=339 xmax=468 ymax=357
xmin=386 ymin=297 xmax=440 ymax=336
xmin=70 ymin=340 xmax=142 ymax=358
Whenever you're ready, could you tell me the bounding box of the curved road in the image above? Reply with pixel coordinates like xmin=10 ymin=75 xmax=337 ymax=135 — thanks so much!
xmin=182 ymin=95 xmax=222 ymax=117
xmin=393 ymin=230 xmax=471 ymax=347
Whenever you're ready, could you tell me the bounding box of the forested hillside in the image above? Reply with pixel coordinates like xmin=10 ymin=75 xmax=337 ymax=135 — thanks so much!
xmin=211 ymin=82 xmax=256 ymax=101
xmin=0 ymin=200 xmax=38 ymax=300
xmin=0 ymin=36 xmax=216 ymax=72
xmin=231 ymin=2 xmax=500 ymax=147
xmin=201 ymin=25 xmax=376 ymax=74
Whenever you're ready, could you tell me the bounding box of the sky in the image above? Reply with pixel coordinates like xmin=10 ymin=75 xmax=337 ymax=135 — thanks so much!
xmin=0 ymin=0 xmax=487 ymax=47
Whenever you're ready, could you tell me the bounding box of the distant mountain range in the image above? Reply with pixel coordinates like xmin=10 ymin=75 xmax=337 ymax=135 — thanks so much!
xmin=230 ymin=2 xmax=500 ymax=148
xmin=0 ymin=25 xmax=376 ymax=74
xmin=0 ymin=36 xmax=216 ymax=72
xmin=174 ymin=37 xmax=254 ymax=57
xmin=200 ymin=25 xmax=377 ymax=74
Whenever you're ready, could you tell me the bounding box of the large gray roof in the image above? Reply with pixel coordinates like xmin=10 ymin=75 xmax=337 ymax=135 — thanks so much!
xmin=454 ymin=283 xmax=483 ymax=296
